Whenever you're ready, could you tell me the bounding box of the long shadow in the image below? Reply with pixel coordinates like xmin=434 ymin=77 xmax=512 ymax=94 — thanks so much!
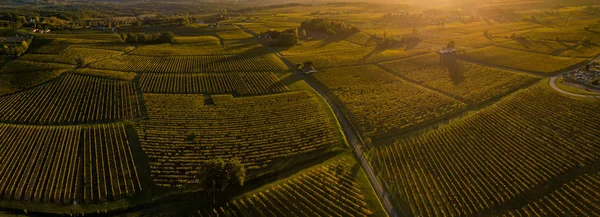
xmin=314 ymin=31 xmax=360 ymax=49
xmin=475 ymin=159 xmax=600 ymax=217
xmin=515 ymin=38 xmax=531 ymax=50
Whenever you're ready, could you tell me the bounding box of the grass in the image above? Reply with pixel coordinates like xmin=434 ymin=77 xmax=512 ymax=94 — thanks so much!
xmin=128 ymin=43 xmax=224 ymax=56
xmin=463 ymin=46 xmax=587 ymax=74
xmin=19 ymin=48 xmax=123 ymax=65
xmin=215 ymin=30 xmax=254 ymax=40
xmin=279 ymin=39 xmax=364 ymax=56
xmin=285 ymin=46 xmax=431 ymax=69
xmin=0 ymin=69 xmax=71 ymax=96
xmin=174 ymin=35 xmax=221 ymax=44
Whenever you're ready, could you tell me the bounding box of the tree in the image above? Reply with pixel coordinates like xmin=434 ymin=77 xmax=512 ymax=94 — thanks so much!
xmin=301 ymin=29 xmax=307 ymax=41
xmin=447 ymin=40 xmax=456 ymax=49
xmin=582 ymin=26 xmax=590 ymax=32
xmin=75 ymin=58 xmax=86 ymax=67
xmin=197 ymin=158 xmax=245 ymax=191
xmin=157 ymin=32 xmax=175 ymax=43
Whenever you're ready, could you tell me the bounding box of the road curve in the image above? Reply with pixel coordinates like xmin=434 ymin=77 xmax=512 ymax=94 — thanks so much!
xmin=237 ymin=25 xmax=399 ymax=217
xmin=549 ymin=76 xmax=600 ymax=98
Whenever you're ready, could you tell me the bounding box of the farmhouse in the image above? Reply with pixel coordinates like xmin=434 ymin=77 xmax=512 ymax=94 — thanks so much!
xmin=438 ymin=47 xmax=456 ymax=54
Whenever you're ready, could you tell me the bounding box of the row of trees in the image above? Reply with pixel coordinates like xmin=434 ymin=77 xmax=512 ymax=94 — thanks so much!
xmin=0 ymin=38 xmax=31 ymax=56
xmin=377 ymin=31 xmax=422 ymax=50
xmin=300 ymin=19 xmax=359 ymax=36
xmin=260 ymin=28 xmax=302 ymax=47
xmin=120 ymin=32 xmax=175 ymax=44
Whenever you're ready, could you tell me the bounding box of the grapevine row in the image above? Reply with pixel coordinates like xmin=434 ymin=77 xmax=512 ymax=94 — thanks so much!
xmin=0 ymin=73 xmax=142 ymax=124
xmin=314 ymin=64 xmax=467 ymax=139
xmin=136 ymin=91 xmax=340 ymax=187
xmin=504 ymin=172 xmax=600 ymax=216
xmin=204 ymin=160 xmax=373 ymax=217
xmin=139 ymin=72 xmax=288 ymax=95
xmin=0 ymin=123 xmax=141 ymax=203
xmin=370 ymin=84 xmax=600 ymax=216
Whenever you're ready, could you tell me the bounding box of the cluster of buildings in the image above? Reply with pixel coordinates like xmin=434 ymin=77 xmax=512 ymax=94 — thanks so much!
xmin=31 ymin=28 xmax=51 ymax=33
xmin=564 ymin=61 xmax=600 ymax=89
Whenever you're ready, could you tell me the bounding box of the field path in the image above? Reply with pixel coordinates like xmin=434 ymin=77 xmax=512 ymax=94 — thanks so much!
xmin=237 ymin=25 xmax=399 ymax=217
xmin=549 ymin=76 xmax=600 ymax=98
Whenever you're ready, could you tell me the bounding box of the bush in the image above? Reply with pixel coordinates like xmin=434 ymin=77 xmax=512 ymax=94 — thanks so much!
xmin=197 ymin=158 xmax=246 ymax=191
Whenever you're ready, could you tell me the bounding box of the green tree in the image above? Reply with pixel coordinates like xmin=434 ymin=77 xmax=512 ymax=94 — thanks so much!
xmin=75 ymin=58 xmax=86 ymax=67
xmin=301 ymin=29 xmax=307 ymax=41
xmin=582 ymin=26 xmax=590 ymax=32
xmin=197 ymin=158 xmax=245 ymax=191
xmin=158 ymin=32 xmax=175 ymax=43
xmin=447 ymin=40 xmax=456 ymax=49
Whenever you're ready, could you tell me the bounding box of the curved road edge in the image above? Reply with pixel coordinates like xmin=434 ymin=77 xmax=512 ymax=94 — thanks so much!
xmin=549 ymin=76 xmax=600 ymax=99
xmin=235 ymin=25 xmax=399 ymax=217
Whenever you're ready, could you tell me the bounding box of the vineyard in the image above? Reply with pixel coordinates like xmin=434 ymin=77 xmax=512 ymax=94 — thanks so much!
xmin=136 ymin=91 xmax=341 ymax=187
xmin=380 ymin=58 xmax=540 ymax=104
xmin=463 ymin=46 xmax=587 ymax=74
xmin=504 ymin=172 xmax=600 ymax=216
xmin=139 ymin=72 xmax=288 ymax=95
xmin=19 ymin=48 xmax=124 ymax=65
xmin=0 ymin=123 xmax=141 ymax=203
xmin=88 ymin=54 xmax=288 ymax=73
xmin=313 ymin=64 xmax=466 ymax=139
xmin=0 ymin=73 xmax=142 ymax=124
xmin=370 ymin=84 xmax=600 ymax=216
xmin=203 ymin=159 xmax=374 ymax=217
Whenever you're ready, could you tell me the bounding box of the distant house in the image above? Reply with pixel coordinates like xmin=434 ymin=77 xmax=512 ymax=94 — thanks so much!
xmin=438 ymin=48 xmax=456 ymax=54
xmin=303 ymin=65 xmax=318 ymax=74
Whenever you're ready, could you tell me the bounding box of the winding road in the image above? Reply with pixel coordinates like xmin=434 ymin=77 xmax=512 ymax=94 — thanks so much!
xmin=549 ymin=76 xmax=600 ymax=98
xmin=237 ymin=25 xmax=398 ymax=217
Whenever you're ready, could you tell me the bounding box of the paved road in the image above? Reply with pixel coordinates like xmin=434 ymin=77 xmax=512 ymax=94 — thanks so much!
xmin=237 ymin=25 xmax=399 ymax=217
xmin=549 ymin=76 xmax=600 ymax=98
